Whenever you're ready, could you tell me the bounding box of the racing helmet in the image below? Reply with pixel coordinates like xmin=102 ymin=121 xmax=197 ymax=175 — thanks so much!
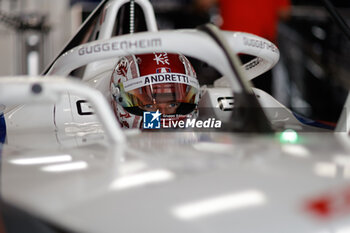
xmin=110 ymin=52 xmax=200 ymax=129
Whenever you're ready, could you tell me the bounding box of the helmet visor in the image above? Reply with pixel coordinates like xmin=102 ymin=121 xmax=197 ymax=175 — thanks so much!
xmin=118 ymin=72 xmax=199 ymax=115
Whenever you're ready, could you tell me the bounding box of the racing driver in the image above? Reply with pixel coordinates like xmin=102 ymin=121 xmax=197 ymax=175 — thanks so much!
xmin=110 ymin=52 xmax=201 ymax=129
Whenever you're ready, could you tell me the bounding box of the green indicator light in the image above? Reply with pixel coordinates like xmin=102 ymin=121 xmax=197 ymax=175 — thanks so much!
xmin=280 ymin=129 xmax=298 ymax=144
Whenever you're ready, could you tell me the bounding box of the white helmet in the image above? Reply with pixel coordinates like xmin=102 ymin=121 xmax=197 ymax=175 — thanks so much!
xmin=110 ymin=52 xmax=200 ymax=129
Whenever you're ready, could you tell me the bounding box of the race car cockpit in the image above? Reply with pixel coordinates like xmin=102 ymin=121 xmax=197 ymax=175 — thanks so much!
xmin=0 ymin=0 xmax=337 ymax=151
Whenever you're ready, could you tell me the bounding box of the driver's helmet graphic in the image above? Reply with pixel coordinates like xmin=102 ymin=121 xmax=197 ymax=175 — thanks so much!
xmin=110 ymin=52 xmax=200 ymax=129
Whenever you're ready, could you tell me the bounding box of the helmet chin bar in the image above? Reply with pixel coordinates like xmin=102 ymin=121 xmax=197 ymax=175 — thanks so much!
xmin=198 ymin=24 xmax=273 ymax=133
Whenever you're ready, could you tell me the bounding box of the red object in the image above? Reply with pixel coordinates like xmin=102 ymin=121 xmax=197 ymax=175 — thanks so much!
xmin=130 ymin=53 xmax=194 ymax=106
xmin=137 ymin=53 xmax=186 ymax=76
xmin=306 ymin=196 xmax=332 ymax=218
xmin=110 ymin=52 xmax=200 ymax=129
xmin=218 ymin=0 xmax=290 ymax=42
xmin=305 ymin=188 xmax=350 ymax=219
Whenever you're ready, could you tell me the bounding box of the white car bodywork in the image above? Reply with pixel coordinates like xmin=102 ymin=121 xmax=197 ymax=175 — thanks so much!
xmin=1 ymin=0 xmax=350 ymax=232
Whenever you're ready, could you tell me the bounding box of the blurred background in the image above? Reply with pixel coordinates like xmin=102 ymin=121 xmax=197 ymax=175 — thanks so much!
xmin=0 ymin=0 xmax=349 ymax=125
